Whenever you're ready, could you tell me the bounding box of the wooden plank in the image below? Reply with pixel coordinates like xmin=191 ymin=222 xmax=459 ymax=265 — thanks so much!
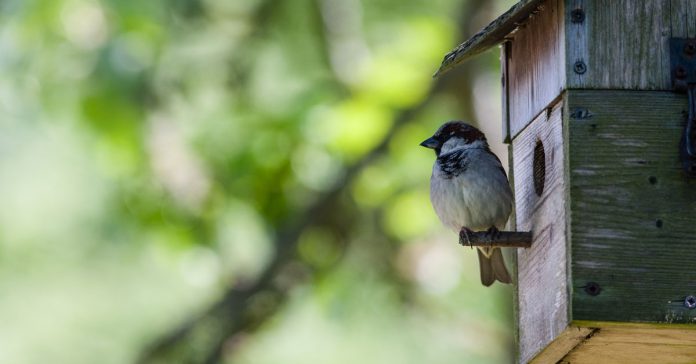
xmin=565 ymin=0 xmax=588 ymax=88
xmin=670 ymin=0 xmax=688 ymax=37
xmin=529 ymin=326 xmax=597 ymax=364
xmin=458 ymin=230 xmax=532 ymax=247
xmin=504 ymin=0 xmax=695 ymax=140
xmin=434 ymin=0 xmax=545 ymax=76
xmin=567 ymin=90 xmax=696 ymax=323
xmin=508 ymin=143 xmax=522 ymax=363
xmin=566 ymin=0 xmax=673 ymax=90
xmin=575 ymin=320 xmax=696 ymax=330
xmin=508 ymin=0 xmax=565 ymax=139
xmin=439 ymin=0 xmax=696 ymax=90
xmin=560 ymin=322 xmax=696 ymax=364
xmin=672 ymin=0 xmax=696 ymax=38
xmin=690 ymin=1 xmax=696 ymax=38
xmin=513 ymin=99 xmax=569 ymax=363
xmin=502 ymin=41 xmax=512 ymax=143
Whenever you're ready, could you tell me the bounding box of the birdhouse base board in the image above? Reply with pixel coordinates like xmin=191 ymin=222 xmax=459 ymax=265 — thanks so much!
xmin=530 ymin=321 xmax=696 ymax=364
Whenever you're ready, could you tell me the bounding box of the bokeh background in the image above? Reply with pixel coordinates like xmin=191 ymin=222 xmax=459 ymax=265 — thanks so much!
xmin=0 ymin=0 xmax=518 ymax=363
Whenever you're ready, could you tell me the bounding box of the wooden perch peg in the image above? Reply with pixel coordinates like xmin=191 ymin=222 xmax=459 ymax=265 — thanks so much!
xmin=458 ymin=229 xmax=533 ymax=248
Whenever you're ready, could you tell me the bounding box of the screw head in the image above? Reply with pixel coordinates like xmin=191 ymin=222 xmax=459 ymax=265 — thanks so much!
xmin=676 ymin=65 xmax=688 ymax=79
xmin=570 ymin=107 xmax=593 ymax=120
xmin=584 ymin=282 xmax=601 ymax=296
xmin=685 ymin=42 xmax=696 ymax=56
xmin=574 ymin=61 xmax=587 ymax=75
xmin=685 ymin=296 xmax=696 ymax=309
xmin=571 ymin=8 xmax=585 ymax=23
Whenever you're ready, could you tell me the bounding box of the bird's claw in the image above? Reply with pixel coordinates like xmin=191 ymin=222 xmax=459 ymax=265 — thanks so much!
xmin=485 ymin=226 xmax=501 ymax=246
xmin=462 ymin=227 xmax=474 ymax=249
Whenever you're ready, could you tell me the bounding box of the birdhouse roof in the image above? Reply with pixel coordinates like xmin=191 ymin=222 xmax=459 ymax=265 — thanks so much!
xmin=434 ymin=0 xmax=545 ymax=77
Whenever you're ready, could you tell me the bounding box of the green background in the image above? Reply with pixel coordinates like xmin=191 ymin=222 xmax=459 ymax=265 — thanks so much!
xmin=0 ymin=0 xmax=516 ymax=362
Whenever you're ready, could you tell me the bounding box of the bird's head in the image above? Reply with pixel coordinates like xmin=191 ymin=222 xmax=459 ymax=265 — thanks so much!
xmin=420 ymin=121 xmax=487 ymax=156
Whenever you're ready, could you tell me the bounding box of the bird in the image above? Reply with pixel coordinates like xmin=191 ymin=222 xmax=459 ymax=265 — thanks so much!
xmin=420 ymin=121 xmax=513 ymax=286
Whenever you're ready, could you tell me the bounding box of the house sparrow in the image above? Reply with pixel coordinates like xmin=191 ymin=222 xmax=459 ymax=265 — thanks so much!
xmin=420 ymin=121 xmax=513 ymax=286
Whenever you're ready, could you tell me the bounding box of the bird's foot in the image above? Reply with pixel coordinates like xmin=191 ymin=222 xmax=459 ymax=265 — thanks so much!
xmin=485 ymin=226 xmax=501 ymax=245
xmin=462 ymin=227 xmax=474 ymax=249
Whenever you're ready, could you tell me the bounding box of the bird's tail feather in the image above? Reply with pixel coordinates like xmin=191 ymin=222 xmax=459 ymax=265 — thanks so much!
xmin=477 ymin=247 xmax=512 ymax=286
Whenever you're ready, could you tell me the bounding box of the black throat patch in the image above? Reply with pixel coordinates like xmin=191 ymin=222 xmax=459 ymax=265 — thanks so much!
xmin=437 ymin=149 xmax=469 ymax=178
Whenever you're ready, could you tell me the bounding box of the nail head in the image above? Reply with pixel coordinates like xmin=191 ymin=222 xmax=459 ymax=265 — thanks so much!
xmin=685 ymin=42 xmax=696 ymax=56
xmin=574 ymin=61 xmax=587 ymax=75
xmin=571 ymin=8 xmax=585 ymax=23
xmin=676 ymin=66 xmax=687 ymax=79
xmin=584 ymin=282 xmax=601 ymax=296
xmin=685 ymin=295 xmax=696 ymax=309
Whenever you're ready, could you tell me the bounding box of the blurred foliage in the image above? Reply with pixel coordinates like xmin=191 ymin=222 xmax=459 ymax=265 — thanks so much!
xmin=0 ymin=0 xmax=517 ymax=363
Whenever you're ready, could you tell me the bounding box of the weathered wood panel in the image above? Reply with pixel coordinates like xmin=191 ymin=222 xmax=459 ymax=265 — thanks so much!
xmin=507 ymin=0 xmax=565 ymax=139
xmin=560 ymin=322 xmax=696 ymax=363
xmin=505 ymin=0 xmax=696 ymax=139
xmin=513 ymin=99 xmax=569 ymax=363
xmin=529 ymin=326 xmax=597 ymax=364
xmin=568 ymin=90 xmax=696 ymax=323
xmin=565 ymin=0 xmax=696 ymax=90
xmin=501 ymin=41 xmax=512 ymax=142
xmin=670 ymin=0 xmax=696 ymax=38
xmin=434 ymin=0 xmax=546 ymax=76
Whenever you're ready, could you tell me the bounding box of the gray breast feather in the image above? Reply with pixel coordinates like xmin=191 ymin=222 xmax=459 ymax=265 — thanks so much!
xmin=430 ymin=148 xmax=512 ymax=231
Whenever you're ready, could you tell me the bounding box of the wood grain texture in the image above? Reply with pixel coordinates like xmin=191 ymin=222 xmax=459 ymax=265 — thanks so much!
xmin=508 ymin=143 xmax=523 ymax=362
xmin=565 ymin=0 xmax=690 ymax=90
xmin=670 ymin=0 xmax=696 ymax=38
xmin=513 ymin=99 xmax=569 ymax=364
xmin=440 ymin=0 xmax=696 ymax=92
xmin=434 ymin=0 xmax=545 ymax=76
xmin=458 ymin=230 xmax=532 ymax=247
xmin=560 ymin=322 xmax=696 ymax=364
xmin=508 ymin=0 xmax=565 ymax=139
xmin=504 ymin=0 xmax=696 ymax=139
xmin=502 ymin=42 xmax=512 ymax=142
xmin=529 ymin=326 xmax=597 ymax=364
xmin=567 ymin=90 xmax=696 ymax=323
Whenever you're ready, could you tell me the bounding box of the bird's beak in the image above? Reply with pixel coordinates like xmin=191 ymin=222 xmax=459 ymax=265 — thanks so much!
xmin=420 ymin=136 xmax=439 ymax=149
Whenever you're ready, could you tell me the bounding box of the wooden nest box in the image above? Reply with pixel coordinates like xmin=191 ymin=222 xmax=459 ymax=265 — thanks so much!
xmin=436 ymin=0 xmax=696 ymax=363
